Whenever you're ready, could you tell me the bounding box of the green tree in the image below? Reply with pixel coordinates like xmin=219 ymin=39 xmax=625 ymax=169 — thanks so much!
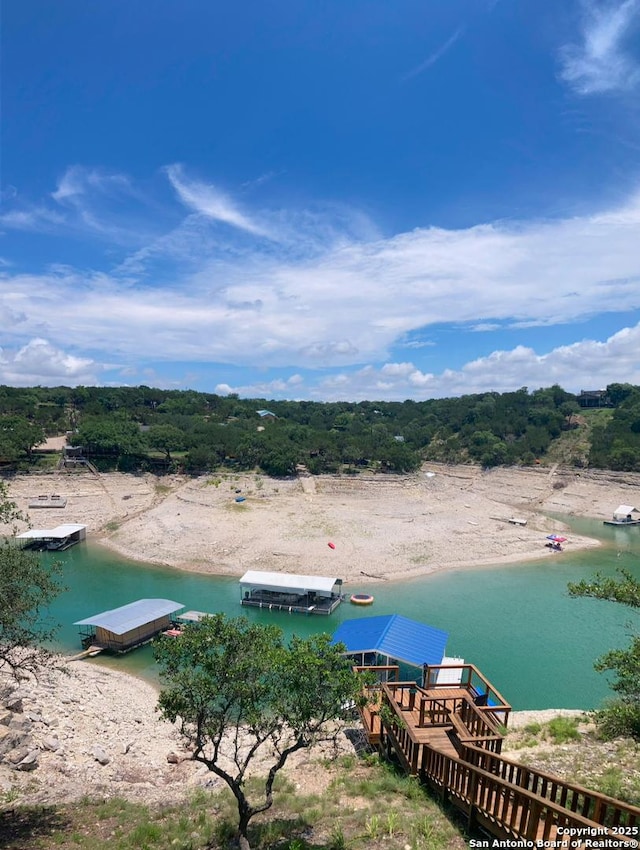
xmin=154 ymin=615 xmax=364 ymax=850
xmin=143 ymin=424 xmax=186 ymax=462
xmin=76 ymin=415 xmax=144 ymax=456
xmin=606 ymin=383 xmax=635 ymax=407
xmin=380 ymin=441 xmax=420 ymax=472
xmin=260 ymin=447 xmax=298 ymax=477
xmin=0 ymin=482 xmax=63 ymax=677
xmin=0 ymin=415 xmax=46 ymax=461
xmin=568 ymin=569 xmax=640 ymax=738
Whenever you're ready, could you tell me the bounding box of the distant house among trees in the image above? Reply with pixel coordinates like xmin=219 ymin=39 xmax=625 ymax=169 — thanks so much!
xmin=577 ymin=389 xmax=612 ymax=408
xmin=256 ymin=409 xmax=277 ymax=420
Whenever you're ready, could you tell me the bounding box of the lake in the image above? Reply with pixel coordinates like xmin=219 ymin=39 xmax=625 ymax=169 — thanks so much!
xmin=42 ymin=513 xmax=640 ymax=710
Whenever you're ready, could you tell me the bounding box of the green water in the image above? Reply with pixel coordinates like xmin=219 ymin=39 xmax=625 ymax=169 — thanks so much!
xmin=42 ymin=514 xmax=639 ymax=711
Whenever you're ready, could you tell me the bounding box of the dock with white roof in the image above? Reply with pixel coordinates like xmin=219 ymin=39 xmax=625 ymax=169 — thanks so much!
xmin=17 ymin=523 xmax=87 ymax=551
xmin=239 ymin=570 xmax=344 ymax=615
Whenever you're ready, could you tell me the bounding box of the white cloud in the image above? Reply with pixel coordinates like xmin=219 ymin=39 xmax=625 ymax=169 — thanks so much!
xmin=52 ymin=165 xmax=131 ymax=202
xmin=0 ymin=165 xmax=154 ymax=247
xmin=165 ymin=164 xmax=274 ymax=238
xmin=3 ymin=169 xmax=640 ymax=399
xmin=559 ymin=0 xmax=640 ymax=94
xmin=215 ymin=374 xmax=305 ymax=399
xmin=301 ymin=322 xmax=640 ymax=401
xmin=0 ymin=207 xmax=65 ymax=231
xmin=2 ymin=189 xmax=640 ymax=371
xmin=0 ymin=339 xmax=100 ymax=386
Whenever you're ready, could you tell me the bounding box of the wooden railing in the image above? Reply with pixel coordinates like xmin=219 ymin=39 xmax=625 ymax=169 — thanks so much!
xmin=351 ymin=666 xmax=402 ymax=744
xmin=352 ymin=664 xmax=400 ymax=683
xmin=358 ymin=671 xmax=639 ymax=846
xmin=423 ymin=662 xmax=511 ymax=727
xmin=379 ymin=684 xmax=432 ymax=775
xmin=462 ymin=744 xmax=639 ymax=829
xmin=384 ymin=681 xmax=465 ymax=716
xmin=420 ymin=743 xmax=639 ymax=848
xmin=451 ymin=698 xmax=504 ymax=754
xmin=368 ymin=680 xmax=639 ymax=847
xmin=379 ymin=681 xmax=504 ymax=754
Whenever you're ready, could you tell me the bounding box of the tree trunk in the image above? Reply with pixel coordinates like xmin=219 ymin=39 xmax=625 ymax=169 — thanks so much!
xmin=237 ymin=799 xmax=253 ymax=850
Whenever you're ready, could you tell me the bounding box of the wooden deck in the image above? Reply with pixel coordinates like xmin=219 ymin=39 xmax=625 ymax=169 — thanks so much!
xmin=357 ymin=664 xmax=640 ymax=848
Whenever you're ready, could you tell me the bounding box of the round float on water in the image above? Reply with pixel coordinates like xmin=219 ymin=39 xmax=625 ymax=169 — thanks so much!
xmin=350 ymin=593 xmax=374 ymax=606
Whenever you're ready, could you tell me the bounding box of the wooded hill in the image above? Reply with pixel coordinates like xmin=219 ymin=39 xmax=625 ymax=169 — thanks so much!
xmin=1 ymin=382 xmax=640 ymax=475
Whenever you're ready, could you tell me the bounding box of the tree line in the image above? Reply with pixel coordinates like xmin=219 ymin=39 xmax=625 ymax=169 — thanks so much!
xmin=2 ymin=382 xmax=640 ymax=475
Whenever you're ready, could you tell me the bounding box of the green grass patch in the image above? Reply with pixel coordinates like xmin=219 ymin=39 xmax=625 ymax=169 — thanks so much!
xmin=3 ymin=758 xmax=468 ymax=850
xmin=546 ymin=716 xmax=581 ymax=744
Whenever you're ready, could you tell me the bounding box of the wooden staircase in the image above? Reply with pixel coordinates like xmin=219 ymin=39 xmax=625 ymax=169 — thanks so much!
xmin=357 ymin=666 xmax=639 ymax=848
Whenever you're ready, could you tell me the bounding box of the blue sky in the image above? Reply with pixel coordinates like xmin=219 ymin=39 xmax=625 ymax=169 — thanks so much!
xmin=2 ymin=0 xmax=640 ymax=401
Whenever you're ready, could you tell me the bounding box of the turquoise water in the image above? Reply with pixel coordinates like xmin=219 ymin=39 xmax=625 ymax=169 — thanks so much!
xmin=41 ymin=514 xmax=640 ymax=711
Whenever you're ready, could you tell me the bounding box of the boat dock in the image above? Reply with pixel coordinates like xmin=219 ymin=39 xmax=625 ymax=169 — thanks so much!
xmin=604 ymin=504 xmax=639 ymax=525
xmin=17 ymin=523 xmax=87 ymax=551
xmin=161 ymin=610 xmax=215 ymax=637
xmin=239 ymin=570 xmax=344 ymax=615
xmin=74 ymin=598 xmax=184 ymax=653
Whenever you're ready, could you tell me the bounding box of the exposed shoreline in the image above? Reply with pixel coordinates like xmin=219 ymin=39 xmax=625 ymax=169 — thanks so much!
xmin=3 ymin=463 xmax=635 ymax=807
xmin=0 ymin=652 xmax=589 ymax=809
xmin=3 ymin=463 xmax=637 ymax=583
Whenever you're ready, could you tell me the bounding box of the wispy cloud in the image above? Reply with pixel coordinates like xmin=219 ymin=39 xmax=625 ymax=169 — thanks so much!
xmin=3 ymin=169 xmax=640 ymax=397
xmin=0 ymin=207 xmax=66 ymax=232
xmin=0 ymin=165 xmax=156 ymax=246
xmin=165 ymin=164 xmax=275 ymax=238
xmin=241 ymin=170 xmax=280 ymax=192
xmin=402 ymin=27 xmax=464 ymax=81
xmin=559 ymin=0 xmax=640 ymax=95
xmin=52 ymin=165 xmax=132 ymax=203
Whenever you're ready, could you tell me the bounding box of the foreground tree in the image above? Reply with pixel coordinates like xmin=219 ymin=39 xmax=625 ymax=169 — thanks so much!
xmin=154 ymin=615 xmax=364 ymax=850
xmin=0 ymin=482 xmax=63 ymax=677
xmin=568 ymin=569 xmax=640 ymax=738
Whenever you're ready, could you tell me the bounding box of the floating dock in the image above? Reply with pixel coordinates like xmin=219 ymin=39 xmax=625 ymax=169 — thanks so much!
xmin=74 ymin=598 xmax=184 ymax=653
xmin=603 ymin=504 xmax=639 ymax=526
xmin=239 ymin=570 xmax=343 ymax=615
xmin=17 ymin=523 xmax=86 ymax=551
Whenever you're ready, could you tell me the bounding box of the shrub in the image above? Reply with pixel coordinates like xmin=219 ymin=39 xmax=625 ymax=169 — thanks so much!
xmin=594 ymin=700 xmax=640 ymax=740
xmin=547 ymin=716 xmax=581 ymax=743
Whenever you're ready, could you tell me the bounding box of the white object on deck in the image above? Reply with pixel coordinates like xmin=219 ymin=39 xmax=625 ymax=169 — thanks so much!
xmin=435 ymin=657 xmax=465 ymax=685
